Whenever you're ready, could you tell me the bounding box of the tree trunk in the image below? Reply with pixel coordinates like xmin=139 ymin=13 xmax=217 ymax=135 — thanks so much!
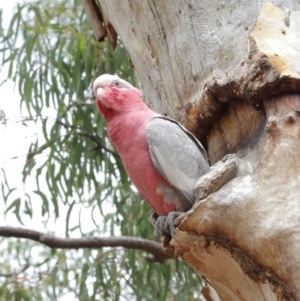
xmin=91 ymin=1 xmax=300 ymax=300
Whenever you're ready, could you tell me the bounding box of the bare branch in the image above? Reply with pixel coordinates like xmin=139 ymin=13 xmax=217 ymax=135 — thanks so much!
xmin=0 ymin=226 xmax=170 ymax=262
xmin=81 ymin=0 xmax=106 ymax=41
xmin=1 ymin=115 xmax=119 ymax=158
xmin=0 ymin=264 xmax=30 ymax=278
xmin=53 ymin=117 xmax=119 ymax=157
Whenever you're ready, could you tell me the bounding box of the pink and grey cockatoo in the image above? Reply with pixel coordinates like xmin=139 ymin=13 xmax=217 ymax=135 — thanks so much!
xmin=93 ymin=74 xmax=210 ymax=235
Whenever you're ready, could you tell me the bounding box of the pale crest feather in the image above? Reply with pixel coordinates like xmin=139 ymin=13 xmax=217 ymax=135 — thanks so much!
xmin=93 ymin=74 xmax=139 ymax=97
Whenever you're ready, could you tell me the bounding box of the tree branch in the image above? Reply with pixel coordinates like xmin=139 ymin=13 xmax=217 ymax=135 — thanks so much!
xmin=0 ymin=226 xmax=170 ymax=262
xmin=81 ymin=0 xmax=106 ymax=42
xmin=1 ymin=115 xmax=119 ymax=161
xmin=53 ymin=117 xmax=119 ymax=157
xmin=0 ymin=264 xmax=30 ymax=278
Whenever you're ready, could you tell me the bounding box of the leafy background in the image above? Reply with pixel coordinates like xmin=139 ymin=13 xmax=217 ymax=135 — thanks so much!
xmin=0 ymin=0 xmax=204 ymax=300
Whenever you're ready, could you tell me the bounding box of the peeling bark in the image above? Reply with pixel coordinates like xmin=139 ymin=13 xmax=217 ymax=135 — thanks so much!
xmin=92 ymin=1 xmax=300 ymax=300
xmin=171 ymin=94 xmax=300 ymax=301
xmin=186 ymin=3 xmax=300 ymax=161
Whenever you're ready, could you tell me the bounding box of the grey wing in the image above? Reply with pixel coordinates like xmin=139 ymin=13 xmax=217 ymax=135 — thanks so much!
xmin=146 ymin=117 xmax=210 ymax=203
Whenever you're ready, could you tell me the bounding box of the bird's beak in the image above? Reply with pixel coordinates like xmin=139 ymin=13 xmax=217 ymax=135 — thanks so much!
xmin=95 ymin=86 xmax=104 ymax=99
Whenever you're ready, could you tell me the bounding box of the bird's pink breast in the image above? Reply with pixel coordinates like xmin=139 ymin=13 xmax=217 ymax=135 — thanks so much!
xmin=107 ymin=110 xmax=176 ymax=215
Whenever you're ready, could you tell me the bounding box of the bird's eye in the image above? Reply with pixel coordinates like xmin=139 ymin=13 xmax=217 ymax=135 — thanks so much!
xmin=112 ymin=80 xmax=121 ymax=87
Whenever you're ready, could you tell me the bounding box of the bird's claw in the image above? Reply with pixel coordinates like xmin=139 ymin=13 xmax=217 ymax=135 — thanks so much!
xmin=153 ymin=211 xmax=185 ymax=238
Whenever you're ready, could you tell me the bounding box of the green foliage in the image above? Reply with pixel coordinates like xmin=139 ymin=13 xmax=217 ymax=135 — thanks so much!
xmin=0 ymin=0 xmax=204 ymax=300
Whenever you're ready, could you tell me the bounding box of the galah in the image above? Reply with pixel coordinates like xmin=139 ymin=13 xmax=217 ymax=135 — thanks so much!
xmin=93 ymin=74 xmax=210 ymax=235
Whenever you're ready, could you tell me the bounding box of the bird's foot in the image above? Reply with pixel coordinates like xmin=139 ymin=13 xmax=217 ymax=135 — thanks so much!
xmin=153 ymin=211 xmax=185 ymax=238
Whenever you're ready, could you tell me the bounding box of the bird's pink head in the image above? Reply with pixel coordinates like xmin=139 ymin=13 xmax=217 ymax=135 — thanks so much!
xmin=93 ymin=74 xmax=143 ymax=121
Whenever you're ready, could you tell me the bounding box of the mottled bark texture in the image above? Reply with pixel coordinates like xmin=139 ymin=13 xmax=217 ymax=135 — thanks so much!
xmin=89 ymin=1 xmax=300 ymax=300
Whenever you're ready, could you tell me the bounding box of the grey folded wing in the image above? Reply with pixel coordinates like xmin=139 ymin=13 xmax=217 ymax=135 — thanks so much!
xmin=146 ymin=116 xmax=210 ymax=204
